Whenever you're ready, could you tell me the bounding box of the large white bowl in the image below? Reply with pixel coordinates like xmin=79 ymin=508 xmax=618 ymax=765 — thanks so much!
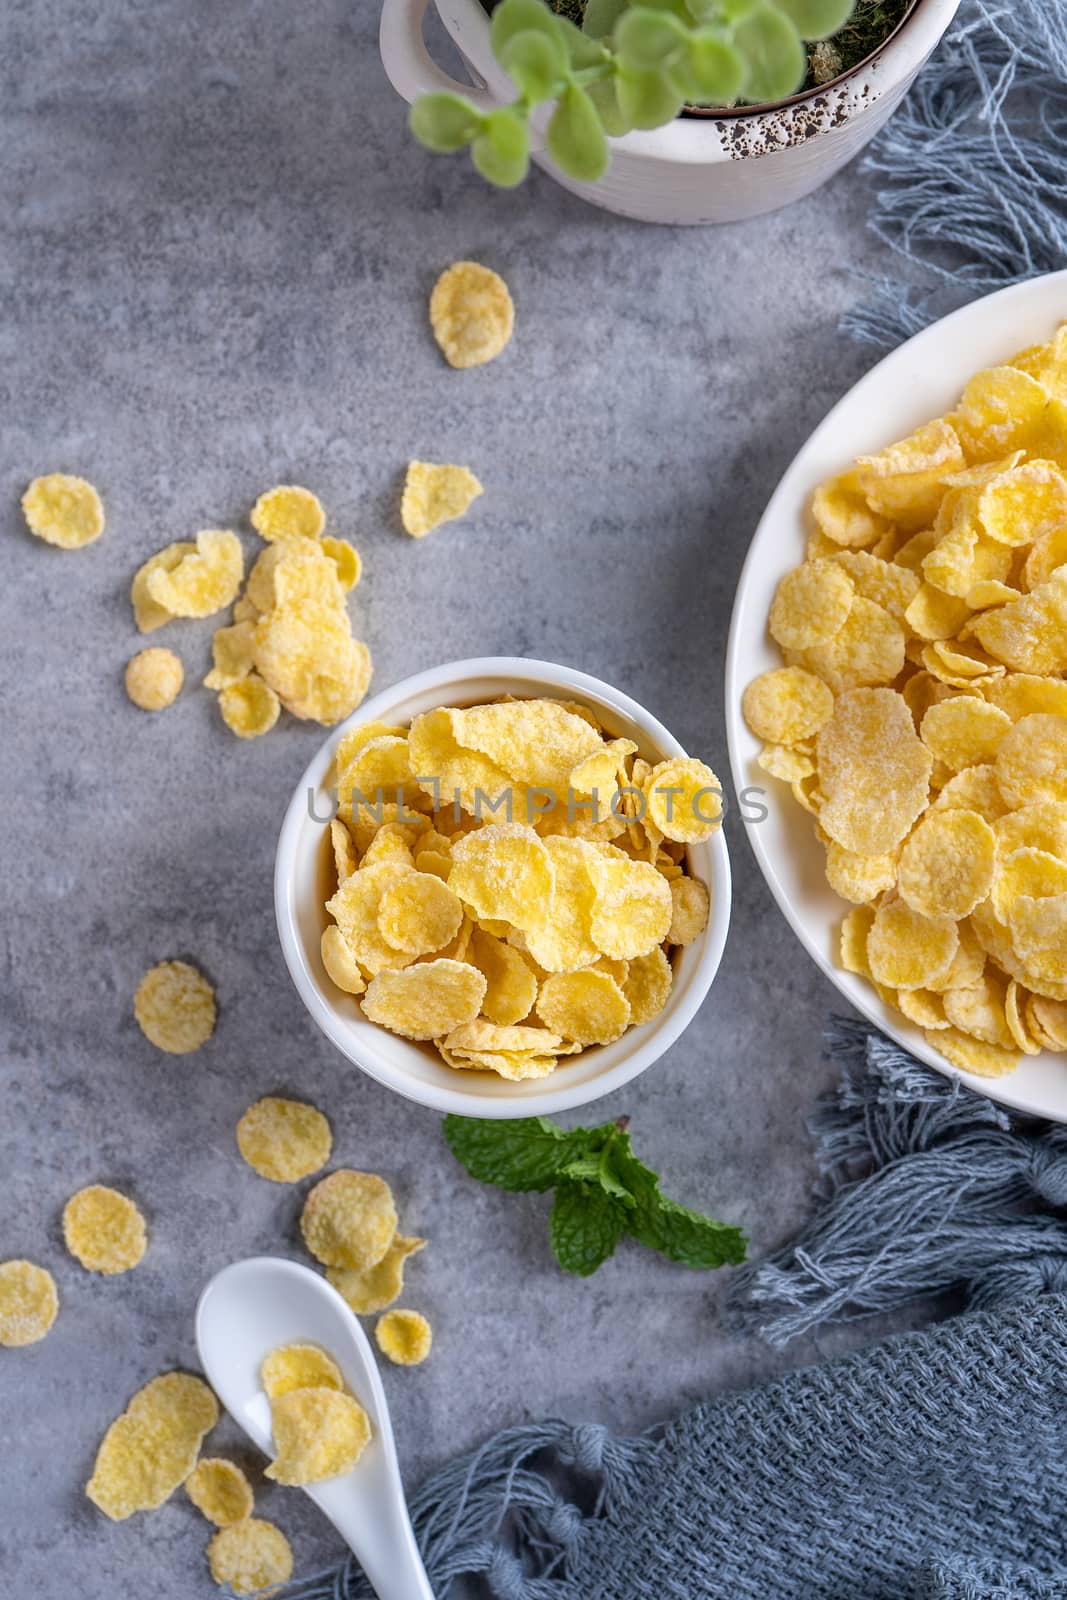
xmin=379 ymin=0 xmax=961 ymax=225
xmin=276 ymin=657 xmax=731 ymax=1118
xmin=726 ymin=270 xmax=1067 ymax=1121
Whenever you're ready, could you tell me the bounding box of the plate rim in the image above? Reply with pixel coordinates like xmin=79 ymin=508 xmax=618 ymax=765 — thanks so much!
xmin=724 ymin=269 xmax=1067 ymax=1121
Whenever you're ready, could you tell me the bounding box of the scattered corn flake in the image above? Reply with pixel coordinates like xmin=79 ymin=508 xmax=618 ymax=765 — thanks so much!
xmin=668 ymin=875 xmax=709 ymax=945
xmin=643 ymin=757 xmax=722 ymax=844
xmin=22 ymin=473 xmax=104 ymax=549
xmin=0 ymin=1260 xmax=58 ymax=1347
xmin=321 ymin=536 xmax=362 ymax=591
xmin=261 ymin=1342 xmax=343 ymax=1399
xmin=236 ymin=1096 xmax=332 ymax=1184
xmin=254 ymin=601 xmax=371 ymax=724
xmin=266 ymin=1385 xmax=372 ymax=1484
xmin=328 ymin=1236 xmax=426 ymax=1317
xmin=430 ymin=260 xmax=514 ymax=370
xmin=995 ymin=712 xmax=1067 ymax=807
xmin=621 ymin=947 xmax=673 ymax=1025
xmin=362 ymin=957 xmax=486 ymax=1041
xmin=251 ymin=485 xmax=326 ymax=543
xmin=146 ymin=530 xmax=244 ymax=618
xmin=207 ymin=1518 xmax=293 ymax=1595
xmin=587 ymin=852 xmax=672 ymax=961
xmin=203 ymin=621 xmax=255 ymax=691
xmin=131 ymin=541 xmax=196 ymax=633
xmin=536 ymin=969 xmax=630 ymax=1045
xmin=401 ymin=462 xmax=483 ymax=538
xmin=134 ymin=960 xmax=216 ymax=1054
xmin=375 ymin=1309 xmax=432 ymax=1366
xmin=321 ymin=923 xmax=367 ymax=995
xmin=929 ymin=1025 xmax=1021 ymax=1078
xmin=769 ymin=561 xmax=854 ymax=651
xmin=301 ymin=1170 xmax=398 ymax=1272
xmin=743 ymin=667 xmax=836 ymax=748
xmin=87 ymin=1373 xmax=219 ymax=1520
xmin=219 ymin=674 xmax=280 ymax=739
xmin=377 ymin=871 xmax=464 ymax=956
xmin=817 ymin=689 xmax=932 ymax=856
xmin=185 ymin=1458 xmax=254 ymax=1526
xmin=867 ymin=900 xmax=959 ymax=992
xmin=125 ymin=647 xmax=183 ymax=711
xmin=796 ymin=596 xmax=906 ymax=692
xmin=63 ymin=1185 xmax=147 ymax=1275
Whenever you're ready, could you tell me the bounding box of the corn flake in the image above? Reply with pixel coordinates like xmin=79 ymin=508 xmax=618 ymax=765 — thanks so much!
xmin=218 ymin=674 xmax=280 ymax=739
xmin=328 ymin=1236 xmax=425 ymax=1317
xmin=22 ymin=473 xmax=105 ymax=548
xmin=797 ymin=596 xmax=906 ymax=692
xmin=769 ymin=561 xmax=854 ymax=651
xmin=587 ymin=852 xmax=672 ymax=960
xmin=301 ymin=1170 xmax=398 ymax=1272
xmin=0 ymin=1260 xmax=58 ymax=1347
xmin=146 ymin=530 xmax=244 ymax=618
xmin=867 ymin=900 xmax=959 ymax=992
xmin=450 ymin=699 xmax=602 ymax=791
xmin=321 ymin=923 xmax=368 ymax=995
xmin=375 ymin=1309 xmax=433 ymax=1366
xmin=537 ymin=969 xmax=630 ymax=1045
xmin=401 ymin=462 xmax=483 ymax=538
xmin=818 ymin=689 xmax=932 ymax=855
xmin=207 ymin=1519 xmax=293 ymax=1595
xmin=251 ymin=485 xmax=326 ymax=543
xmin=930 ymin=1026 xmax=1021 ymax=1078
xmin=430 ymin=260 xmax=514 ymax=369
xmin=920 ymin=697 xmax=1012 ymax=772
xmin=266 ymin=1385 xmax=372 ymax=1484
xmin=621 ymin=947 xmax=673 ymax=1025
xmin=237 ymin=1096 xmax=332 ymax=1183
xmin=995 ymin=712 xmax=1067 ymax=807
xmin=668 ymin=876 xmax=710 ymax=944
xmin=468 ymin=925 xmax=538 ymax=1025
xmin=322 ymin=537 xmax=362 ymax=591
xmin=642 ymin=758 xmax=722 ymax=844
xmin=63 ymin=1185 xmax=146 ymax=1275
xmin=185 ymin=1458 xmax=254 ymax=1526
xmin=362 ymin=957 xmax=486 ymax=1041
xmin=449 ymin=824 xmax=554 ymax=931
xmin=134 ymin=960 xmax=216 ymax=1054
xmin=327 ymin=860 xmax=419 ymax=976
xmin=378 ymin=872 xmax=464 ymax=956
xmin=87 ymin=1373 xmax=219 ymax=1520
xmin=261 ymin=1342 xmax=343 ymax=1398
xmin=131 ymin=541 xmax=196 ymax=632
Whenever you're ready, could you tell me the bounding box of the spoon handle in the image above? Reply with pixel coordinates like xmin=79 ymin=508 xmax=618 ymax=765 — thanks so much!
xmin=320 ymin=1473 xmax=436 ymax=1600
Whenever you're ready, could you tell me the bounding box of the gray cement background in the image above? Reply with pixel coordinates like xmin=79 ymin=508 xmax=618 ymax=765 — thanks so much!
xmin=1 ymin=0 xmax=937 ymax=1592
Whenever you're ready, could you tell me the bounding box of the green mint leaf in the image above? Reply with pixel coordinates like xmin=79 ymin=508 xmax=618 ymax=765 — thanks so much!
xmin=559 ymin=1127 xmax=635 ymax=1203
xmin=546 ymin=84 xmax=610 ymax=182
xmin=773 ymin=0 xmax=854 ymax=40
xmin=733 ymin=3 xmax=805 ymax=101
xmin=443 ymin=1114 xmax=591 ymax=1191
xmin=627 ymin=1192 xmax=747 ymax=1268
xmin=549 ymin=1180 xmax=625 ymax=1276
xmin=471 ymin=107 xmax=531 ymax=186
xmin=409 ymin=92 xmax=485 ymax=153
xmin=500 ymin=29 xmax=568 ymax=101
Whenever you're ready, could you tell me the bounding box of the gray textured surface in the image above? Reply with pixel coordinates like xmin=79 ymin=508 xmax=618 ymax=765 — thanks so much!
xmin=1 ymin=0 xmax=930 ymax=1592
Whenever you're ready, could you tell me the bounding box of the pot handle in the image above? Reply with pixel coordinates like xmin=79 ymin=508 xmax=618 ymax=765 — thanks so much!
xmin=379 ymin=0 xmax=499 ymax=110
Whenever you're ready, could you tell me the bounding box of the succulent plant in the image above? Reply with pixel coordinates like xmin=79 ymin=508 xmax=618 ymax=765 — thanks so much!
xmin=410 ymin=0 xmax=858 ymax=187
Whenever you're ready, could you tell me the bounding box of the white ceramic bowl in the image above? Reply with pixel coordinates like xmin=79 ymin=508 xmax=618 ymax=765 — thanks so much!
xmin=725 ymin=270 xmax=1067 ymax=1121
xmin=276 ymin=657 xmax=731 ymax=1117
xmin=379 ymin=0 xmax=961 ymax=225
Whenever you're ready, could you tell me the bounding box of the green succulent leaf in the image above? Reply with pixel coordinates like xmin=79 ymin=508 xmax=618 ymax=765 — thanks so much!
xmin=490 ymin=0 xmax=564 ymax=56
xmin=408 ymin=91 xmax=485 ymax=152
xmin=471 ymin=107 xmax=531 ymax=185
xmin=717 ymin=0 xmax=762 ymax=19
xmin=582 ymin=0 xmax=631 ymax=38
xmin=552 ymin=12 xmax=611 ymax=68
xmin=671 ymin=30 xmax=746 ymax=103
xmin=500 ymin=28 xmax=568 ymax=100
xmin=546 ymin=83 xmax=611 ymax=180
xmin=616 ymin=62 xmax=685 ymax=128
xmin=733 ymin=2 xmax=805 ymax=101
xmin=614 ymin=6 xmax=688 ymax=68
xmin=584 ymin=71 xmax=635 ymax=135
xmin=773 ymin=0 xmax=855 ymax=40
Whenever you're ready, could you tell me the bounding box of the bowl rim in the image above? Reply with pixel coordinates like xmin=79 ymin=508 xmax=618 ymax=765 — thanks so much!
xmin=723 ymin=268 xmax=1067 ymax=1121
xmin=275 ymin=656 xmax=732 ymax=1119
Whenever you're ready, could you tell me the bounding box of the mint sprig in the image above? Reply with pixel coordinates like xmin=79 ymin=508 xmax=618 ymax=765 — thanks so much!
xmin=443 ymin=1114 xmax=747 ymax=1278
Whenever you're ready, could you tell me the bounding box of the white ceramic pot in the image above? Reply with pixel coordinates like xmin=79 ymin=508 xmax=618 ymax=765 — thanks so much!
xmin=380 ymin=0 xmax=961 ymax=224
xmin=275 ymin=657 xmax=731 ymax=1118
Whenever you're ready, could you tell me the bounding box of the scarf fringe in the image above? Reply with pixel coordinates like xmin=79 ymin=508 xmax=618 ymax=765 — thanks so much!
xmin=843 ymin=0 xmax=1067 ymax=349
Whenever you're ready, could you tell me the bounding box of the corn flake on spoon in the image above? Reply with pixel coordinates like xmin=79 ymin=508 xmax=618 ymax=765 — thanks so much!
xmin=196 ymin=1256 xmax=434 ymax=1600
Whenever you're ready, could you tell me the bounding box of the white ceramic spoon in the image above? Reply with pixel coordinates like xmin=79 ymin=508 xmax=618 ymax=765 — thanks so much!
xmin=196 ymin=1256 xmax=435 ymax=1600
